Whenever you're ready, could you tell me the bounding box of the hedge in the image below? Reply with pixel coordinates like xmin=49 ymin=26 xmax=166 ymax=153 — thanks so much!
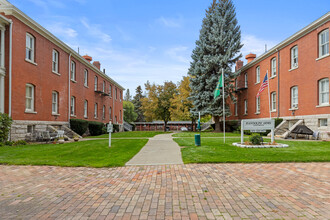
xmin=70 ymin=119 xmax=89 ymax=136
xmin=88 ymin=121 xmax=105 ymax=136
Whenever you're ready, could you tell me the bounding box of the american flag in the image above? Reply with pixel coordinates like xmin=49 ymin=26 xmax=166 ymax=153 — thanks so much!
xmin=256 ymin=73 xmax=268 ymax=97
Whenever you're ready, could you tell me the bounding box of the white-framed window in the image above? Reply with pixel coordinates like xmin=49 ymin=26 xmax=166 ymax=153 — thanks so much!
xmin=271 ymin=57 xmax=276 ymax=77
xmin=291 ymin=46 xmax=298 ymax=69
xmin=256 ymin=96 xmax=260 ymax=113
xmin=319 ymin=29 xmax=329 ymax=57
xmin=120 ymin=110 xmax=122 ymax=121
xmin=115 ymin=116 xmax=117 ymax=124
xmin=115 ymin=88 xmax=118 ymax=99
xmin=234 ymin=102 xmax=237 ymax=116
xmin=120 ymin=91 xmax=122 ymax=102
xmin=256 ymin=66 xmax=260 ymax=83
xmin=103 ymin=81 xmax=105 ymax=93
xmin=52 ymin=49 xmax=59 ymax=73
xmin=102 ymin=105 xmax=105 ymax=119
xmin=94 ymin=76 xmax=98 ymax=91
xmin=25 ymin=84 xmax=34 ymax=112
xmin=271 ymin=92 xmax=276 ymax=111
xmin=319 ymin=118 xmax=328 ymax=127
xmin=52 ymin=91 xmax=59 ymax=114
xmin=71 ymin=61 xmax=76 ymax=81
xmin=319 ymin=78 xmax=329 ymax=105
xmin=84 ymin=100 xmax=88 ymax=118
xmin=244 ymin=73 xmax=248 ymax=88
xmin=26 ymin=33 xmax=35 ymax=62
xmin=291 ymin=86 xmax=298 ymax=109
xmin=235 ymin=78 xmax=237 ymax=90
xmin=71 ymin=96 xmax=75 ymax=116
xmin=244 ymin=99 xmax=247 ymax=115
xmin=109 ymin=107 xmax=112 ymax=120
xmin=94 ymin=103 xmax=98 ymax=118
xmin=84 ymin=69 xmax=88 ymax=87
xmin=109 ymin=85 xmax=112 ymax=96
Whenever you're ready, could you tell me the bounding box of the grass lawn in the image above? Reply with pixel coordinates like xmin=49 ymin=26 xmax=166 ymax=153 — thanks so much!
xmin=87 ymin=131 xmax=167 ymax=138
xmin=0 ymin=139 xmax=148 ymax=168
xmin=174 ymin=137 xmax=330 ymax=163
xmin=172 ymin=132 xmax=241 ymax=137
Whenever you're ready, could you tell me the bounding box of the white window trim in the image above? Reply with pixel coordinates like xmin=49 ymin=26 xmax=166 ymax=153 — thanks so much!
xmin=244 ymin=73 xmax=248 ymax=88
xmin=256 ymin=66 xmax=260 ymax=84
xmin=319 ymin=78 xmax=329 ymax=105
xmin=71 ymin=96 xmax=75 ymax=116
xmin=94 ymin=103 xmax=98 ymax=118
xmin=271 ymin=57 xmax=276 ymax=77
xmin=94 ymin=76 xmax=98 ymax=91
xmin=84 ymin=69 xmax=88 ymax=87
xmin=103 ymin=81 xmax=105 ymax=93
xmin=102 ymin=105 xmax=105 ymax=119
xmin=244 ymin=99 xmax=247 ymax=115
xmin=291 ymin=86 xmax=298 ymax=109
xmin=271 ymin=92 xmax=276 ymax=112
xmin=234 ymin=102 xmax=238 ymax=116
xmin=26 ymin=33 xmax=35 ymax=62
xmin=84 ymin=100 xmax=88 ymax=118
xmin=71 ymin=61 xmax=76 ymax=82
xmin=25 ymin=84 xmax=34 ymax=112
xmin=109 ymin=85 xmax=112 ymax=97
xmin=256 ymin=97 xmax=260 ymax=114
xmin=319 ymin=29 xmax=329 ymax=58
xmin=52 ymin=49 xmax=59 ymax=73
xmin=291 ymin=46 xmax=298 ymax=69
xmin=52 ymin=91 xmax=59 ymax=114
xmin=319 ymin=118 xmax=328 ymax=127
xmin=109 ymin=107 xmax=112 ymax=120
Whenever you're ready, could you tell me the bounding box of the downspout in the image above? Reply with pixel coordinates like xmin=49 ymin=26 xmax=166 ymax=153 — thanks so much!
xmin=8 ymin=20 xmax=12 ymax=117
xmin=68 ymin=53 xmax=72 ymax=124
xmin=277 ymin=49 xmax=280 ymax=118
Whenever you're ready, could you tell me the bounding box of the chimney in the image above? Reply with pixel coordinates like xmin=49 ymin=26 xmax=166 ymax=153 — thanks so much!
xmin=235 ymin=60 xmax=243 ymax=71
xmin=245 ymin=53 xmax=256 ymax=63
xmin=82 ymin=55 xmax=92 ymax=63
xmin=93 ymin=61 xmax=101 ymax=70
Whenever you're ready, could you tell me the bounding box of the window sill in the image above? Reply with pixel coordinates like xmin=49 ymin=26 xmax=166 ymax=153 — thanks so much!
xmin=289 ymin=107 xmax=298 ymax=111
xmin=270 ymin=110 xmax=276 ymax=112
xmin=289 ymin=66 xmax=298 ymax=72
xmin=25 ymin=59 xmax=37 ymax=66
xmin=84 ymin=85 xmax=89 ymax=88
xmin=243 ymin=113 xmax=248 ymax=116
xmin=270 ymin=75 xmax=276 ymax=79
xmin=25 ymin=110 xmax=37 ymax=114
xmin=316 ymin=53 xmax=330 ymax=61
xmin=71 ymin=80 xmax=77 ymax=83
xmin=52 ymin=113 xmax=60 ymax=116
xmin=71 ymin=115 xmax=76 ymax=118
xmin=255 ymin=112 xmax=260 ymax=115
xmin=84 ymin=116 xmax=88 ymax=119
xmin=316 ymin=104 xmax=330 ymax=108
xmin=52 ymin=71 xmax=60 ymax=76
xmin=255 ymin=82 xmax=260 ymax=85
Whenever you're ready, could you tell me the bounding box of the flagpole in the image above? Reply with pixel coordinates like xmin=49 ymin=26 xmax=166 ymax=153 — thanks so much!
xmin=222 ymin=68 xmax=225 ymax=144
xmin=267 ymin=70 xmax=271 ymax=119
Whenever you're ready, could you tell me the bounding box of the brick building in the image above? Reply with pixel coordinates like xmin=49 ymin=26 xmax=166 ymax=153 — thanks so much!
xmin=0 ymin=0 xmax=124 ymax=140
xmin=229 ymin=12 xmax=330 ymax=139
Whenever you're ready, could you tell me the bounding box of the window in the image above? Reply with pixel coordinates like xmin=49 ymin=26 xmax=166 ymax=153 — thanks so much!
xmin=27 ymin=125 xmax=35 ymax=133
xmin=94 ymin=103 xmax=98 ymax=118
xmin=52 ymin=91 xmax=59 ymax=114
xmin=25 ymin=84 xmax=34 ymax=112
xmin=234 ymin=102 xmax=237 ymax=116
xmin=120 ymin=110 xmax=122 ymax=121
xmin=115 ymin=88 xmax=118 ymax=99
xmin=291 ymin=86 xmax=298 ymax=109
xmin=94 ymin=76 xmax=98 ymax=91
xmin=84 ymin=100 xmax=88 ymax=118
xmin=271 ymin=57 xmax=276 ymax=77
xmin=120 ymin=91 xmax=122 ymax=102
xmin=319 ymin=118 xmax=328 ymax=127
xmin=109 ymin=107 xmax=112 ymax=120
xmin=256 ymin=66 xmax=260 ymax=83
xmin=71 ymin=96 xmax=75 ymax=116
xmin=115 ymin=116 xmax=117 ymax=124
xmin=291 ymin=46 xmax=298 ymax=68
xmin=244 ymin=99 xmax=247 ymax=115
xmin=52 ymin=50 xmax=59 ymax=73
xmin=271 ymin=92 xmax=276 ymax=111
xmin=244 ymin=73 xmax=248 ymax=88
xmin=235 ymin=78 xmax=237 ymax=90
xmin=256 ymin=97 xmax=260 ymax=113
xmin=109 ymin=85 xmax=112 ymax=96
xmin=319 ymin=78 xmax=329 ymax=105
xmin=71 ymin=61 xmax=76 ymax=81
xmin=319 ymin=29 xmax=329 ymax=57
xmin=102 ymin=105 xmax=105 ymax=119
xmin=26 ymin=33 xmax=35 ymax=62
xmin=84 ymin=69 xmax=88 ymax=87
xmin=103 ymin=81 xmax=105 ymax=93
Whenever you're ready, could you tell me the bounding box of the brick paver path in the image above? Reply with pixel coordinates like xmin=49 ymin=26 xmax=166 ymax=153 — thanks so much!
xmin=0 ymin=163 xmax=329 ymax=219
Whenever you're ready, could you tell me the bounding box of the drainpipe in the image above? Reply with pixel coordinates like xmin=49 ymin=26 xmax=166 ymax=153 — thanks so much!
xmin=8 ymin=20 xmax=12 ymax=117
xmin=68 ymin=53 xmax=72 ymax=124
xmin=277 ymin=49 xmax=280 ymax=118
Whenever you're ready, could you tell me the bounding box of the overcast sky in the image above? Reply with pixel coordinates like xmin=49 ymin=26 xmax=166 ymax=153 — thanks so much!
xmin=9 ymin=0 xmax=330 ymax=94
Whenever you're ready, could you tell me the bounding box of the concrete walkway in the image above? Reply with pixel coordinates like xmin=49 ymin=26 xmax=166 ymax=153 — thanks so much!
xmin=126 ymin=133 xmax=183 ymax=165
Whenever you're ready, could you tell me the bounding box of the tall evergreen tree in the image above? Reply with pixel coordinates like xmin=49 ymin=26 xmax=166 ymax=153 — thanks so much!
xmin=132 ymin=85 xmax=145 ymax=122
xmin=189 ymin=0 xmax=243 ymax=132
xmin=124 ymin=89 xmax=132 ymax=101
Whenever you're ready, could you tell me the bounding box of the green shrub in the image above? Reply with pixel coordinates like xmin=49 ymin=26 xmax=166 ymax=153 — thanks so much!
xmin=13 ymin=140 xmax=27 ymax=146
xmin=88 ymin=121 xmax=104 ymax=136
xmin=101 ymin=126 xmax=107 ymax=134
xmin=4 ymin=141 xmax=14 ymax=146
xmin=113 ymin=124 xmax=119 ymax=132
xmin=70 ymin=119 xmax=89 ymax=136
xmin=249 ymin=134 xmax=262 ymax=145
xmin=0 ymin=113 xmax=13 ymax=143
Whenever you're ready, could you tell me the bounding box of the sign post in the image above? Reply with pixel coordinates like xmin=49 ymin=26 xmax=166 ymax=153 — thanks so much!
xmin=107 ymin=122 xmax=113 ymax=147
xmin=241 ymin=119 xmax=275 ymax=144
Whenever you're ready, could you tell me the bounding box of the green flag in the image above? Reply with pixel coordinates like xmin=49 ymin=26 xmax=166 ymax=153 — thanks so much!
xmin=214 ymin=74 xmax=223 ymax=98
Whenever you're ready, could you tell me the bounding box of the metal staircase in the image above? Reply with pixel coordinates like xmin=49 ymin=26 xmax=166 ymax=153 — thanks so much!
xmin=123 ymin=121 xmax=133 ymax=131
xmin=273 ymin=119 xmax=304 ymax=138
xmin=201 ymin=120 xmax=213 ymax=131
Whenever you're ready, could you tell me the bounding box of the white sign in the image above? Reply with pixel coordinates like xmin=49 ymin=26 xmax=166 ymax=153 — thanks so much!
xmin=107 ymin=124 xmax=113 ymax=133
xmin=242 ymin=119 xmax=275 ymax=130
xmin=251 ymin=130 xmax=266 ymax=133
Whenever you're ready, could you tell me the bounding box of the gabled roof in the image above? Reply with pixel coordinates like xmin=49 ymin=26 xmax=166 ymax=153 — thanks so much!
xmin=236 ymin=12 xmax=330 ymax=74
xmin=0 ymin=0 xmax=125 ymax=90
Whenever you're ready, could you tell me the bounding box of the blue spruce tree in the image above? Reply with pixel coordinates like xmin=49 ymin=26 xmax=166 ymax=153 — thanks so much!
xmin=189 ymin=0 xmax=243 ymax=132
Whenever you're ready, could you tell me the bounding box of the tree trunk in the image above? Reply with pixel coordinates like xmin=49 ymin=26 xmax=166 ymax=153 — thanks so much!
xmin=191 ymin=118 xmax=196 ymax=131
xmin=214 ymin=115 xmax=221 ymax=132
xmin=164 ymin=121 xmax=167 ymax=132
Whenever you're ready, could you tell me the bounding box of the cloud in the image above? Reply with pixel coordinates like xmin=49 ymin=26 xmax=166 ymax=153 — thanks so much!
xmin=165 ymin=46 xmax=190 ymax=64
xmin=157 ymin=16 xmax=183 ymax=28
xmin=241 ymin=34 xmax=277 ymax=58
xmin=80 ymin=17 xmax=112 ymax=43
xmin=46 ymin=22 xmax=78 ymax=38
